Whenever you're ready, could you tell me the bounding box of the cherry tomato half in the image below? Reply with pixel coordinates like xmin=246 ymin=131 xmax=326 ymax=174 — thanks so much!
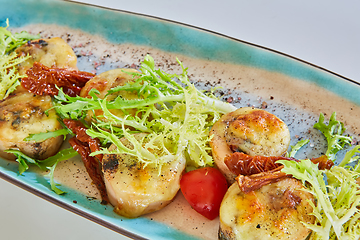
xmin=180 ymin=167 xmax=228 ymax=220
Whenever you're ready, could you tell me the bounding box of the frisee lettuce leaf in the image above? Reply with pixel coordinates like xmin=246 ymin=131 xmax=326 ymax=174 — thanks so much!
xmin=279 ymin=113 xmax=360 ymax=239
xmin=286 ymin=138 xmax=310 ymax=158
xmin=0 ymin=19 xmax=39 ymax=55
xmin=278 ymin=146 xmax=360 ymax=240
xmin=24 ymin=128 xmax=71 ymax=142
xmin=5 ymin=148 xmax=78 ymax=194
xmin=53 ymin=55 xmax=236 ymax=119
xmin=0 ymin=51 xmax=26 ymax=99
xmin=314 ymin=112 xmax=352 ymax=160
xmin=0 ymin=19 xmax=39 ymax=100
xmin=54 ymin=55 xmax=236 ymax=171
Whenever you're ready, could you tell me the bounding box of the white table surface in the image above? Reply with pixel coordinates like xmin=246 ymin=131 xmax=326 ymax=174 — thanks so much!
xmin=1 ymin=1 xmax=359 ymax=239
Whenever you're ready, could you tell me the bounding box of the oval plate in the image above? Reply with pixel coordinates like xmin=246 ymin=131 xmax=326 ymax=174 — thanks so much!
xmin=1 ymin=0 xmax=360 ymax=239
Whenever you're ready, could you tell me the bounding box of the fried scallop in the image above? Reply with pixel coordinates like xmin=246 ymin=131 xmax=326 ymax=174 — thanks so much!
xmin=16 ymin=37 xmax=78 ymax=75
xmin=219 ymin=178 xmax=314 ymax=240
xmin=80 ymin=68 xmax=140 ymax=123
xmin=0 ymin=91 xmax=63 ymax=160
xmin=102 ymin=133 xmax=186 ymax=218
xmin=210 ymin=107 xmax=290 ymax=183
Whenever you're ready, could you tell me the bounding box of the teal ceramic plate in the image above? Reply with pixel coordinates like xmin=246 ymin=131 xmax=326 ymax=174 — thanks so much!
xmin=1 ymin=0 xmax=360 ymax=239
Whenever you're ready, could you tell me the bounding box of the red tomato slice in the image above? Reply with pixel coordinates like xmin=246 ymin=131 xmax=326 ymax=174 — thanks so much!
xmin=180 ymin=167 xmax=228 ymax=220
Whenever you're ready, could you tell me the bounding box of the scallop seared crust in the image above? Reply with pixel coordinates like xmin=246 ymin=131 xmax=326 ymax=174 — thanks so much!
xmin=219 ymin=178 xmax=314 ymax=240
xmin=16 ymin=37 xmax=78 ymax=74
xmin=0 ymin=91 xmax=63 ymax=160
xmin=80 ymin=68 xmax=140 ymax=123
xmin=102 ymin=133 xmax=186 ymax=218
xmin=210 ymin=107 xmax=291 ymax=183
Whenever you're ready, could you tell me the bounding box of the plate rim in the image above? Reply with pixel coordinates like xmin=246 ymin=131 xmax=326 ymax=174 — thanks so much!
xmin=1 ymin=1 xmax=360 ymax=240
xmin=0 ymin=170 xmax=146 ymax=240
xmin=64 ymin=0 xmax=359 ymax=85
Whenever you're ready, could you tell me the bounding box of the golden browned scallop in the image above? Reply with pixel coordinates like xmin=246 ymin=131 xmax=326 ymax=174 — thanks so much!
xmin=219 ymin=178 xmax=314 ymax=240
xmin=16 ymin=37 xmax=78 ymax=75
xmin=80 ymin=68 xmax=140 ymax=123
xmin=102 ymin=133 xmax=186 ymax=218
xmin=0 ymin=91 xmax=63 ymax=160
xmin=210 ymin=107 xmax=290 ymax=183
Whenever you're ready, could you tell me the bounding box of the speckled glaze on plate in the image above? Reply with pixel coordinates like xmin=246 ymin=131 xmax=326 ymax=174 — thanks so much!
xmin=1 ymin=0 xmax=360 ymax=239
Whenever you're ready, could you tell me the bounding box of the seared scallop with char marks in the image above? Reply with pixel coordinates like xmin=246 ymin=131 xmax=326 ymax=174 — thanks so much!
xmin=102 ymin=133 xmax=186 ymax=218
xmin=16 ymin=37 xmax=78 ymax=75
xmin=0 ymin=91 xmax=63 ymax=160
xmin=210 ymin=107 xmax=290 ymax=183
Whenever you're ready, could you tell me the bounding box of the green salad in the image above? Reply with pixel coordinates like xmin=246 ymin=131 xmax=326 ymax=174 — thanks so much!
xmin=0 ymin=19 xmax=38 ymax=100
xmin=279 ymin=112 xmax=360 ymax=240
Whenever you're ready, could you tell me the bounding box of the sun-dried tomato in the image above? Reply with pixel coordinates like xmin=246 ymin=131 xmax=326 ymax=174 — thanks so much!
xmin=311 ymin=154 xmax=334 ymax=170
xmin=63 ymin=119 xmax=103 ymax=162
xmin=64 ymin=119 xmax=108 ymax=204
xmin=69 ymin=137 xmax=108 ymax=204
xmin=236 ymin=169 xmax=288 ymax=193
xmin=228 ymin=152 xmax=334 ymax=193
xmin=224 ymin=152 xmax=295 ymax=176
xmin=225 ymin=152 xmax=333 ymax=177
xmin=21 ymin=62 xmax=94 ymax=97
